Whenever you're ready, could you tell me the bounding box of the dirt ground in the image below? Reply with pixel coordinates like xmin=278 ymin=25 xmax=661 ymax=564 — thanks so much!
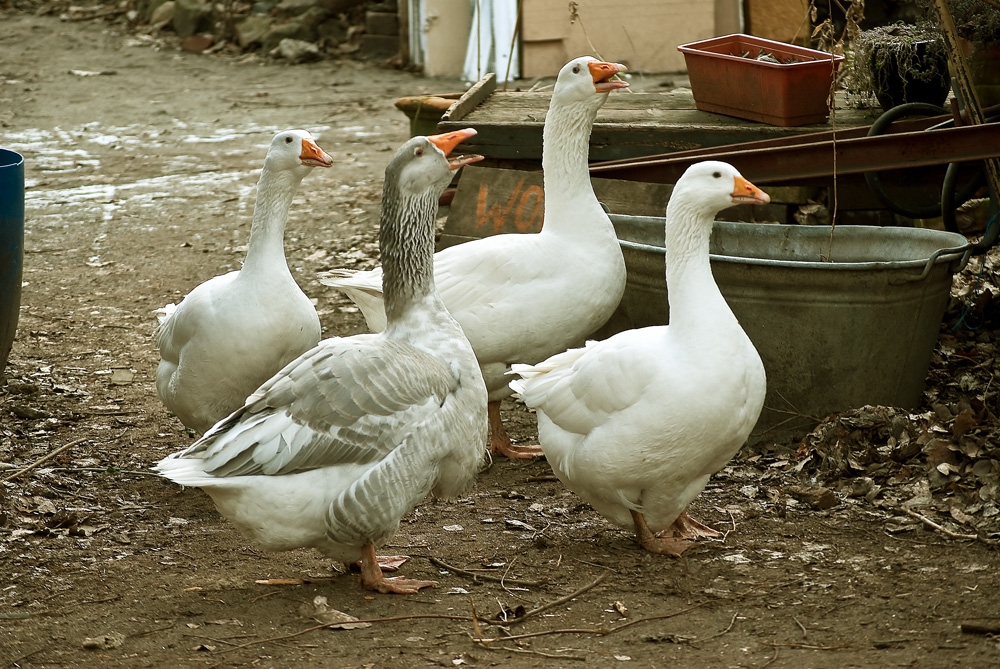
xmin=2 ymin=7 xmax=1000 ymax=669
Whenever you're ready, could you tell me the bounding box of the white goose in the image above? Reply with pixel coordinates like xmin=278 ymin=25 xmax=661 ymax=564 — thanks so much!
xmin=321 ymin=56 xmax=629 ymax=458
xmin=156 ymin=130 xmax=488 ymax=594
xmin=155 ymin=129 xmax=332 ymax=434
xmin=510 ymin=161 xmax=769 ymax=555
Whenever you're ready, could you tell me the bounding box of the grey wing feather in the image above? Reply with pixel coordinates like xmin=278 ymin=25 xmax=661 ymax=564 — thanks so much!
xmin=176 ymin=336 xmax=458 ymax=477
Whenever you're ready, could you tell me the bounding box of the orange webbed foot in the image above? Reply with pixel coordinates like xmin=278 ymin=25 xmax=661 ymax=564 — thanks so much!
xmin=489 ymin=399 xmax=544 ymax=459
xmin=667 ymin=511 xmax=723 ymax=540
xmin=631 ymin=510 xmax=694 ymax=557
xmin=359 ymin=545 xmax=436 ymax=595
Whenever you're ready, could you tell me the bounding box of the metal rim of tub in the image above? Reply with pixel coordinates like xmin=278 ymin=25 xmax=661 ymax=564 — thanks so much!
xmin=617 ymin=226 xmax=973 ymax=283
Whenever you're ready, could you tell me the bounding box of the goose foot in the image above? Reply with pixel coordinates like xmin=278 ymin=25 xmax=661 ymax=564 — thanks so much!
xmin=344 ymin=555 xmax=408 ymax=573
xmin=489 ymin=400 xmax=544 ymax=459
xmin=667 ymin=511 xmax=722 ymax=540
xmin=359 ymin=544 xmax=436 ymax=594
xmin=630 ymin=510 xmax=692 ymax=557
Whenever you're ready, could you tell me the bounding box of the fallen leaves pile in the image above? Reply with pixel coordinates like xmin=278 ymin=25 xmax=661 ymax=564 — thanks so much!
xmin=740 ymin=242 xmax=1000 ymax=540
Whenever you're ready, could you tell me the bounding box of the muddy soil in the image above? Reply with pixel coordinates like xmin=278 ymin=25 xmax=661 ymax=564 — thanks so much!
xmin=2 ymin=8 xmax=999 ymax=669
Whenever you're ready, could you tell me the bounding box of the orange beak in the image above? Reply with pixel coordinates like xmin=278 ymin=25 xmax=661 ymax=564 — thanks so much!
xmin=299 ymin=138 xmax=333 ymax=168
xmin=427 ymin=128 xmax=485 ymax=170
xmin=589 ymin=61 xmax=629 ymax=93
xmin=731 ymin=175 xmax=770 ymax=205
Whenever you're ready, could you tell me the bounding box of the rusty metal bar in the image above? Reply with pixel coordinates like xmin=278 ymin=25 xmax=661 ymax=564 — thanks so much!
xmin=589 ymin=122 xmax=1000 ymax=185
xmin=590 ymin=116 xmax=947 ymax=172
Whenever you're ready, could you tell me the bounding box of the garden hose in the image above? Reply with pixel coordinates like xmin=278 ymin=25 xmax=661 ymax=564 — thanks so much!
xmin=863 ymin=102 xmax=988 ymax=222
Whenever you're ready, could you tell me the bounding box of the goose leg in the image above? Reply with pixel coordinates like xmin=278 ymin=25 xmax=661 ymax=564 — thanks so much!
xmin=489 ymin=400 xmax=544 ymax=459
xmin=630 ymin=510 xmax=692 ymax=557
xmin=344 ymin=555 xmax=408 ymax=573
xmin=668 ymin=511 xmax=722 ymax=540
xmin=359 ymin=544 xmax=436 ymax=594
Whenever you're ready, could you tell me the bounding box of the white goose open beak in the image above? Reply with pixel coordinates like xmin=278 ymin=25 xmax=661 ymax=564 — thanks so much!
xmin=300 ymin=138 xmax=333 ymax=168
xmin=731 ymin=175 xmax=770 ymax=205
xmin=589 ymin=61 xmax=629 ymax=93
xmin=427 ymin=128 xmax=485 ymax=170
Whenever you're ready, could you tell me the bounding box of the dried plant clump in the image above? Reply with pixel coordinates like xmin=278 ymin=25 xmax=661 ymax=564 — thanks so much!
xmin=846 ymin=21 xmax=950 ymax=108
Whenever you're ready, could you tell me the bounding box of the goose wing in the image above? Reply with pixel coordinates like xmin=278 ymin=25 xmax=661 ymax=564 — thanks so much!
xmin=170 ymin=335 xmax=459 ymax=477
xmin=511 ymin=329 xmax=661 ymax=435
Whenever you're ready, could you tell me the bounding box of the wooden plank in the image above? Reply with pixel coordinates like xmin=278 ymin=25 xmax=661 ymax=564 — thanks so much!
xmin=746 ymin=0 xmax=812 ymax=45
xmin=521 ymin=0 xmax=569 ymax=41
xmin=442 ymin=73 xmax=497 ymax=124
xmin=442 ymin=89 xmax=874 ymax=125
xmin=440 ymin=90 xmax=877 ymax=162
xmin=440 ymin=165 xmax=674 ymax=249
xmin=522 ymin=40 xmax=571 ymax=82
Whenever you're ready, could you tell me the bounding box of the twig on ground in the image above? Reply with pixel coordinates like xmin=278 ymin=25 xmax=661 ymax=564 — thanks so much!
xmin=428 ymin=556 xmax=545 ymax=586
xmin=505 ymin=572 xmax=610 ymax=626
xmin=571 ymin=557 xmax=614 ymax=570
xmin=475 ymin=579 xmax=802 ymax=643
xmin=4 ymin=438 xmax=89 ymax=482
xmin=961 ymin=622 xmax=1000 ymax=634
xmin=690 ymin=612 xmax=741 ymax=644
xmin=473 ymin=601 xmax=711 ymax=644
xmin=760 ymin=646 xmax=780 ymax=668
xmin=250 ymin=590 xmax=282 ymax=603
xmin=482 ymin=644 xmax=587 ymax=660
xmin=469 ymin=597 xmax=485 ymax=640
xmin=217 ymin=614 xmax=478 ymax=654
xmin=500 ymin=555 xmax=519 ymax=591
xmin=901 ymin=507 xmax=980 ymax=541
xmin=760 ymin=641 xmax=848 ymax=650
xmin=182 ymin=633 xmax=256 ymax=648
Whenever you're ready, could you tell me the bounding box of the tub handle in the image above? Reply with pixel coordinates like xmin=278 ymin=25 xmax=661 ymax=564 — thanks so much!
xmin=892 ymin=242 xmax=972 ymax=284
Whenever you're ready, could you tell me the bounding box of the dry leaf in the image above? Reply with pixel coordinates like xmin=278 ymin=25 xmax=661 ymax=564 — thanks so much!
xmin=299 ymin=596 xmax=371 ymax=630
xmin=952 ymin=409 xmax=978 ymax=438
xmin=785 ymin=485 xmax=839 ymax=510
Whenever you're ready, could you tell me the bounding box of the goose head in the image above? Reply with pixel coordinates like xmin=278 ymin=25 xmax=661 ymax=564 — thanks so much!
xmin=388 ymin=128 xmax=484 ymax=198
xmin=671 ymin=161 xmax=770 ymax=220
xmin=554 ymin=56 xmax=629 ymax=105
xmin=264 ymin=129 xmax=333 ymax=177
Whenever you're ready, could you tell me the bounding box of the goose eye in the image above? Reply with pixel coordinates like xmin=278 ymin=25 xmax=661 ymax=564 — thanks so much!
xmin=572 ymin=65 xmax=580 ymax=74
xmin=285 ymin=136 xmax=294 ymax=144
xmin=712 ymin=171 xmax=721 ymax=178
xmin=414 ymin=147 xmax=424 ymax=157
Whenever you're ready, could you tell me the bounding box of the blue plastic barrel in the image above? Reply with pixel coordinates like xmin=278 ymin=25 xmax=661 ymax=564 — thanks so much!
xmin=0 ymin=148 xmax=24 ymax=377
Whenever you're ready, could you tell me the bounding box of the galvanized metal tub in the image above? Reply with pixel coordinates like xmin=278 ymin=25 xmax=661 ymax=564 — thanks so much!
xmin=611 ymin=214 xmax=970 ymax=442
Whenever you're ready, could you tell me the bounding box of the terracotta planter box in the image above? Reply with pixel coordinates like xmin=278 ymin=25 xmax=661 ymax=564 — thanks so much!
xmin=678 ymin=34 xmax=844 ymax=126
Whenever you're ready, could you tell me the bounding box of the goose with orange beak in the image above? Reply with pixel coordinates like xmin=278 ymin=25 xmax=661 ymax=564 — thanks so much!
xmin=157 ymin=130 xmax=489 ymax=595
xmin=511 ymin=161 xmax=770 ymax=557
xmin=322 ymin=56 xmax=631 ymax=459
xmin=154 ymin=129 xmax=331 ymax=435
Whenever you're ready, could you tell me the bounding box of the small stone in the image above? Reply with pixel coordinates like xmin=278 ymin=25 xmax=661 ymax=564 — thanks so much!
xmin=270 ymin=38 xmax=322 ymax=64
xmin=82 ymin=632 xmax=125 ymax=650
xmin=180 ymin=34 xmax=214 ymax=52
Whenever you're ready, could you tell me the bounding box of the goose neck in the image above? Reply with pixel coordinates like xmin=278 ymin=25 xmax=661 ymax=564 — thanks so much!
xmin=380 ymin=185 xmax=438 ymax=323
xmin=541 ymin=96 xmax=602 ymax=215
xmin=241 ymin=165 xmax=302 ymax=274
xmin=663 ymin=203 xmax=724 ymax=327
